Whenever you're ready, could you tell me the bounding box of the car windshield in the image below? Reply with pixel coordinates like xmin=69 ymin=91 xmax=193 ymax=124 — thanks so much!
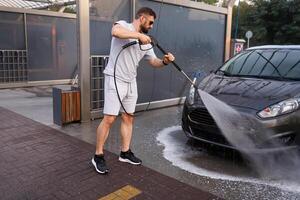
xmin=218 ymin=49 xmax=300 ymax=81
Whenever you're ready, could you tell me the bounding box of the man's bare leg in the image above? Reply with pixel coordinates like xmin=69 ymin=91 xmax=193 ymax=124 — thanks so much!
xmin=95 ymin=114 xmax=117 ymax=155
xmin=119 ymin=112 xmax=142 ymax=165
xmin=120 ymin=112 xmax=134 ymax=152
xmin=92 ymin=114 xmax=117 ymax=174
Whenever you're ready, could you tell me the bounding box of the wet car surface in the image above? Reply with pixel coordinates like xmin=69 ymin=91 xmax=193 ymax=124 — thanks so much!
xmin=182 ymin=45 xmax=300 ymax=151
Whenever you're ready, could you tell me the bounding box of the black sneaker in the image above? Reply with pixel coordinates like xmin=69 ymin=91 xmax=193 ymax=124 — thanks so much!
xmin=92 ymin=154 xmax=109 ymax=174
xmin=119 ymin=149 xmax=142 ymax=165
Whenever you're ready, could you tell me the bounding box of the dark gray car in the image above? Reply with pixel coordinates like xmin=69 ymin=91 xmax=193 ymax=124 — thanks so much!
xmin=182 ymin=45 xmax=300 ymax=151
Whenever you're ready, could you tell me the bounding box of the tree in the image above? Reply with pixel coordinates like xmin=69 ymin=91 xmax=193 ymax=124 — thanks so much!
xmin=48 ymin=5 xmax=76 ymax=13
xmin=232 ymin=1 xmax=254 ymax=39
xmin=191 ymin=0 xmax=219 ymax=5
xmin=232 ymin=0 xmax=300 ymax=45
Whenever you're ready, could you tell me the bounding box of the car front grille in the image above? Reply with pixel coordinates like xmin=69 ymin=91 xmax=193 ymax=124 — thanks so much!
xmin=187 ymin=107 xmax=231 ymax=146
xmin=190 ymin=125 xmax=230 ymax=145
xmin=189 ymin=107 xmax=217 ymax=126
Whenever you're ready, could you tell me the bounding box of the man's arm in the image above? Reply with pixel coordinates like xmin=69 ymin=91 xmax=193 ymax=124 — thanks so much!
xmin=148 ymin=53 xmax=175 ymax=68
xmin=111 ymin=24 xmax=151 ymax=44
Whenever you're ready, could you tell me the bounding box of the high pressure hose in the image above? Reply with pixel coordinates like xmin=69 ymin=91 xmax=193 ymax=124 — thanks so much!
xmin=113 ymin=40 xmax=154 ymax=116
xmin=113 ymin=1 xmax=168 ymax=116
xmin=150 ymin=36 xmax=198 ymax=90
xmin=145 ymin=0 xmax=164 ymax=111
xmin=113 ymin=36 xmax=198 ymax=116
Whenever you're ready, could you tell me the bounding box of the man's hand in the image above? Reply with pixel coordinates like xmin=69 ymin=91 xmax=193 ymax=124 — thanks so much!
xmin=112 ymin=24 xmax=152 ymax=44
xmin=138 ymin=33 xmax=152 ymax=44
xmin=163 ymin=53 xmax=175 ymax=65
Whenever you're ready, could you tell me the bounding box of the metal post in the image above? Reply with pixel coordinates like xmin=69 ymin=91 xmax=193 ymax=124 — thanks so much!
xmin=76 ymin=0 xmax=91 ymax=122
xmin=224 ymin=0 xmax=236 ymax=61
xmin=23 ymin=13 xmax=28 ymax=81
xmin=247 ymin=38 xmax=249 ymax=49
xmin=24 ymin=13 xmax=28 ymax=52
xmin=131 ymin=0 xmax=136 ymax=21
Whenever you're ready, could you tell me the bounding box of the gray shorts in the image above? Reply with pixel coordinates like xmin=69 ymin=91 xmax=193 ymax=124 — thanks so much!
xmin=103 ymin=75 xmax=138 ymax=116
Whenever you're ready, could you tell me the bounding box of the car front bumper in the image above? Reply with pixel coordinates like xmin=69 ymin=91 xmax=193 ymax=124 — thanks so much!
xmin=182 ymin=101 xmax=300 ymax=152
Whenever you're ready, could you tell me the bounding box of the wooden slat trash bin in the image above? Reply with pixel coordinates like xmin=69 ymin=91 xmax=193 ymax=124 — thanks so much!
xmin=53 ymin=85 xmax=80 ymax=126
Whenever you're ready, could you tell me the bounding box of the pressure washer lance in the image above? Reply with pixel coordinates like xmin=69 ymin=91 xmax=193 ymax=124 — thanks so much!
xmin=150 ymin=36 xmax=199 ymax=90
xmin=116 ymin=38 xmax=198 ymax=115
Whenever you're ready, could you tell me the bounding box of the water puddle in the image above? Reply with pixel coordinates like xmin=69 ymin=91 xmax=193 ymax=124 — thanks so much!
xmin=156 ymin=126 xmax=300 ymax=193
xmin=199 ymin=90 xmax=300 ymax=182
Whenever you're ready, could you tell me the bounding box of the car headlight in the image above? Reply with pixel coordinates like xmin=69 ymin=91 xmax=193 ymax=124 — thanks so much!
xmin=187 ymin=78 xmax=197 ymax=105
xmin=257 ymin=97 xmax=300 ymax=119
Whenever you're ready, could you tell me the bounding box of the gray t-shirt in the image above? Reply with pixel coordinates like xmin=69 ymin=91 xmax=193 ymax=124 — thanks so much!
xmin=103 ymin=20 xmax=157 ymax=82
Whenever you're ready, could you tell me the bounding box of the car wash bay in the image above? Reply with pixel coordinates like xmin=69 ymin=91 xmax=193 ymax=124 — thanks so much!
xmin=0 ymin=0 xmax=300 ymax=199
xmin=0 ymin=86 xmax=299 ymax=200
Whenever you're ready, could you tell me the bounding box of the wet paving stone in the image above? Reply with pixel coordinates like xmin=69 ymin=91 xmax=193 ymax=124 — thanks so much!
xmin=0 ymin=107 xmax=219 ymax=200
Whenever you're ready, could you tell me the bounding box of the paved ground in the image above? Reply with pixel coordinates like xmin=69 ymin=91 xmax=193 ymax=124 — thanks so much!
xmin=0 ymin=107 xmax=220 ymax=200
xmin=1 ymin=87 xmax=300 ymax=200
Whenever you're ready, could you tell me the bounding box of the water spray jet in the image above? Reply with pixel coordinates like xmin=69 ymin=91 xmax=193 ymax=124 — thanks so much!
xmin=150 ymin=38 xmax=300 ymax=182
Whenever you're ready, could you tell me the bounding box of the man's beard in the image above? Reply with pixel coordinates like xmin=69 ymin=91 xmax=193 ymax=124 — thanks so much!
xmin=140 ymin=25 xmax=148 ymax=34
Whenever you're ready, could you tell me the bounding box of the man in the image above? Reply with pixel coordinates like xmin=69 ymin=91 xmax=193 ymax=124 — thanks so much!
xmin=92 ymin=7 xmax=175 ymax=174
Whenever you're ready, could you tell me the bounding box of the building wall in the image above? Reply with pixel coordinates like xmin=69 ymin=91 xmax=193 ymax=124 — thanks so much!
xmin=136 ymin=0 xmax=226 ymax=102
xmin=89 ymin=0 xmax=227 ymax=103
xmin=0 ymin=0 xmax=227 ymax=110
xmin=0 ymin=7 xmax=76 ymax=83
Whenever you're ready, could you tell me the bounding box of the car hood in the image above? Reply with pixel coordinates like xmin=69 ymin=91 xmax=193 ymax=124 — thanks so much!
xmin=198 ymin=74 xmax=300 ymax=111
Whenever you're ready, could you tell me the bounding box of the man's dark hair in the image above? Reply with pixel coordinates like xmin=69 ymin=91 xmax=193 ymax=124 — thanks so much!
xmin=135 ymin=7 xmax=156 ymax=19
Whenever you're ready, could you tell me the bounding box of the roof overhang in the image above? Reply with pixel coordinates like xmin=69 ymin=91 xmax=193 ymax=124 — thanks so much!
xmin=0 ymin=0 xmax=75 ymax=9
